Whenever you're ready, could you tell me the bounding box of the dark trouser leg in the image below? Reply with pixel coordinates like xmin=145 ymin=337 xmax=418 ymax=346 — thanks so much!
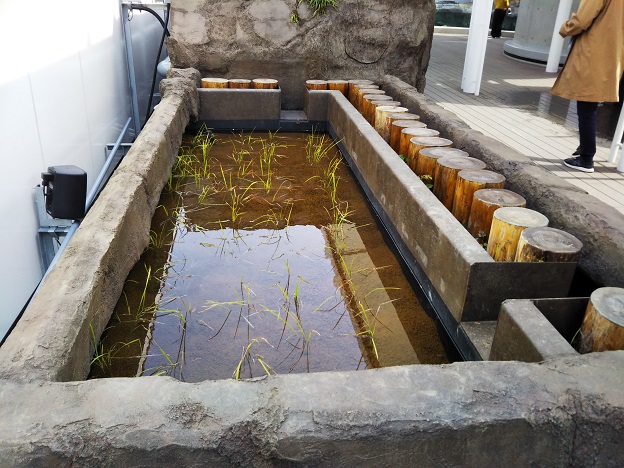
xmin=577 ymin=101 xmax=598 ymax=160
xmin=491 ymin=9 xmax=506 ymax=37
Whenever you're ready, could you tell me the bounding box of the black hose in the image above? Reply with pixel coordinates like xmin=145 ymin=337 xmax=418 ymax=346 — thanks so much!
xmin=129 ymin=4 xmax=170 ymax=36
xmin=144 ymin=2 xmax=171 ymax=127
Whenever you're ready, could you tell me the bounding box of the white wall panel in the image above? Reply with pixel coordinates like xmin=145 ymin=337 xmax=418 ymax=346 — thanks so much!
xmin=30 ymin=55 xmax=96 ymax=189
xmin=0 ymin=0 xmax=168 ymax=342
xmin=0 ymin=77 xmax=45 ymax=339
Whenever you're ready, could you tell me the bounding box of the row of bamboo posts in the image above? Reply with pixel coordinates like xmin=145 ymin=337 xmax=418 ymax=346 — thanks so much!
xmin=201 ymin=78 xmax=279 ymax=89
xmin=326 ymin=79 xmax=586 ymax=263
xmin=305 ymin=78 xmax=624 ymax=354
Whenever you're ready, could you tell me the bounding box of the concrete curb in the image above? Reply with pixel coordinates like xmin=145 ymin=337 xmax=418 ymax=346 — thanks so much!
xmin=0 ymin=352 xmax=622 ymax=465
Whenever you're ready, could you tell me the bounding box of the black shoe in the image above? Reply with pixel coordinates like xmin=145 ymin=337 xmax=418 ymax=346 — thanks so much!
xmin=563 ymin=156 xmax=594 ymax=173
xmin=572 ymin=146 xmax=581 ymax=156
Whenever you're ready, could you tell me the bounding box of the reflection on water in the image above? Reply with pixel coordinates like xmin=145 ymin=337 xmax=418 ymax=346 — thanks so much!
xmin=142 ymin=224 xmax=365 ymax=381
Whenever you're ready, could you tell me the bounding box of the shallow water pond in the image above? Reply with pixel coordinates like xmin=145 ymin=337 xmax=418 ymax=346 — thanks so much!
xmin=90 ymin=131 xmax=452 ymax=381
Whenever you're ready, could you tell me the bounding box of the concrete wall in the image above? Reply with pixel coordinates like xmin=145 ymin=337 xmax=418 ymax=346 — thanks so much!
xmin=0 ymin=0 xmax=168 ymax=342
xmin=167 ymin=0 xmax=434 ymax=109
xmin=0 ymin=352 xmax=623 ymax=465
xmin=504 ymin=0 xmax=581 ymax=63
xmin=383 ymin=75 xmax=624 ymax=288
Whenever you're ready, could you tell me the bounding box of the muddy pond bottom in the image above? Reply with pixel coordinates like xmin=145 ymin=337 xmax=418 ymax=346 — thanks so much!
xmin=90 ymin=132 xmax=451 ymax=382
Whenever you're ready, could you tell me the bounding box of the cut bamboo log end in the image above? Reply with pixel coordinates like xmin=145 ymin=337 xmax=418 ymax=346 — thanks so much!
xmin=369 ymin=101 xmax=401 ymax=125
xmin=349 ymin=81 xmax=375 ymax=105
xmin=387 ymin=112 xmax=420 ymax=122
xmin=452 ymin=169 xmax=505 ymax=225
xmin=405 ymin=135 xmax=448 ymax=171
xmin=467 ymin=189 xmax=527 ymax=242
xmin=375 ymin=106 xmax=407 ymax=135
xmin=515 ymin=227 xmax=583 ymax=263
xmin=356 ymin=88 xmax=384 ymax=112
xmin=416 ymin=147 xmax=469 ymax=179
xmin=363 ymin=95 xmax=393 ymax=123
xmin=433 ymin=157 xmax=487 ymax=210
xmin=578 ymin=287 xmax=624 ymax=353
xmin=348 ymin=79 xmax=374 ymax=103
xmin=390 ymin=121 xmax=427 ymax=153
xmin=252 ymin=79 xmax=279 ymax=89
xmin=228 ymin=79 xmax=252 ymax=89
xmin=400 ymin=129 xmax=440 ymax=161
xmin=306 ymin=80 xmax=328 ymax=90
xmin=201 ymin=78 xmax=229 ymax=88
xmin=327 ymin=80 xmax=349 ymax=95
xmin=487 ymin=207 xmax=549 ymax=262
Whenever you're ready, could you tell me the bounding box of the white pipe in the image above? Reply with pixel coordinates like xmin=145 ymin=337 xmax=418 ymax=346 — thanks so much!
xmin=608 ymin=104 xmax=624 ymax=172
xmin=462 ymin=0 xmax=494 ymax=96
xmin=546 ymin=0 xmax=573 ymax=73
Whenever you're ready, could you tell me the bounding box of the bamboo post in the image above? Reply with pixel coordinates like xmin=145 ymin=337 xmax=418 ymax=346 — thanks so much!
xmin=399 ymin=131 xmax=442 ymax=165
xmin=348 ymin=80 xmax=374 ymax=106
xmin=433 ymin=157 xmax=487 ymax=210
xmin=363 ymin=95 xmax=394 ymax=123
xmin=375 ymin=106 xmax=407 ymax=135
xmin=253 ymin=79 xmax=279 ymax=89
xmin=201 ymin=78 xmax=229 ymax=88
xmin=401 ymin=128 xmax=440 ymax=159
xmin=356 ymin=88 xmax=384 ymax=113
xmin=452 ymin=169 xmax=506 ymax=225
xmin=387 ymin=112 xmax=420 ymax=122
xmin=228 ymin=79 xmax=251 ymax=89
xmin=416 ymin=147 xmax=469 ymax=180
xmin=368 ymin=101 xmax=401 ymax=125
xmin=578 ymin=287 xmax=624 ymax=353
xmin=390 ymin=120 xmax=427 ymax=153
xmin=514 ymin=227 xmax=582 ymax=262
xmin=327 ymin=80 xmax=349 ymax=96
xmin=467 ymin=189 xmax=526 ymax=243
xmin=306 ymin=80 xmax=328 ymax=90
xmin=487 ymin=207 xmax=549 ymax=261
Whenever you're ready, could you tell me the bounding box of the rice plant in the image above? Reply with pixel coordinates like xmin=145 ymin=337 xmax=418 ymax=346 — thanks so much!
xmin=306 ymin=131 xmax=340 ymax=164
xmin=89 ymin=323 xmax=141 ymax=374
xmin=233 ymin=338 xmax=276 ymax=380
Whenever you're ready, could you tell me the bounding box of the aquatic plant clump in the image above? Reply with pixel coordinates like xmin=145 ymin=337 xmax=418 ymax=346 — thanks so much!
xmin=89 ymin=131 xmax=449 ymax=382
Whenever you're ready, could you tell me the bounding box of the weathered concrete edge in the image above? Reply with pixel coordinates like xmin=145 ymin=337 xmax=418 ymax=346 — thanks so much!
xmin=489 ymin=299 xmax=578 ymax=362
xmin=197 ymin=88 xmax=281 ymax=121
xmin=0 ymin=352 xmax=623 ymax=466
xmin=382 ymin=75 xmax=624 ymax=288
xmin=0 ymin=71 xmax=199 ymax=383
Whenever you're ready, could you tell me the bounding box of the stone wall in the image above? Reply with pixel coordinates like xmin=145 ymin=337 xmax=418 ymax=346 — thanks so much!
xmin=167 ymin=0 xmax=434 ymax=109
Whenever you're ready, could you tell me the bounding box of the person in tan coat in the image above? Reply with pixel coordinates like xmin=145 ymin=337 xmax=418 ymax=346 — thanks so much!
xmin=550 ymin=0 xmax=624 ymax=173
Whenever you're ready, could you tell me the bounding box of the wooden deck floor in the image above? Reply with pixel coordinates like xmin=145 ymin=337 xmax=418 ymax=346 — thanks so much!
xmin=425 ymin=33 xmax=624 ymax=214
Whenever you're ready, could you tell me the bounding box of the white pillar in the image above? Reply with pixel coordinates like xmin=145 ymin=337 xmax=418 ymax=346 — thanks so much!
xmin=608 ymin=105 xmax=624 ymax=172
xmin=546 ymin=0 xmax=573 ymax=73
xmin=462 ymin=0 xmax=494 ymax=96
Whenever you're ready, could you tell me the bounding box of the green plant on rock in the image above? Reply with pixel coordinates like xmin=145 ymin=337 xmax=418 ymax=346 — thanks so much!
xmin=291 ymin=0 xmax=338 ymax=24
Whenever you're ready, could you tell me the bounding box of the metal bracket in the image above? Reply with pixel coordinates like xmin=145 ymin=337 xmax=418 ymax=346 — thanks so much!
xmin=34 ymin=187 xmax=72 ymax=274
